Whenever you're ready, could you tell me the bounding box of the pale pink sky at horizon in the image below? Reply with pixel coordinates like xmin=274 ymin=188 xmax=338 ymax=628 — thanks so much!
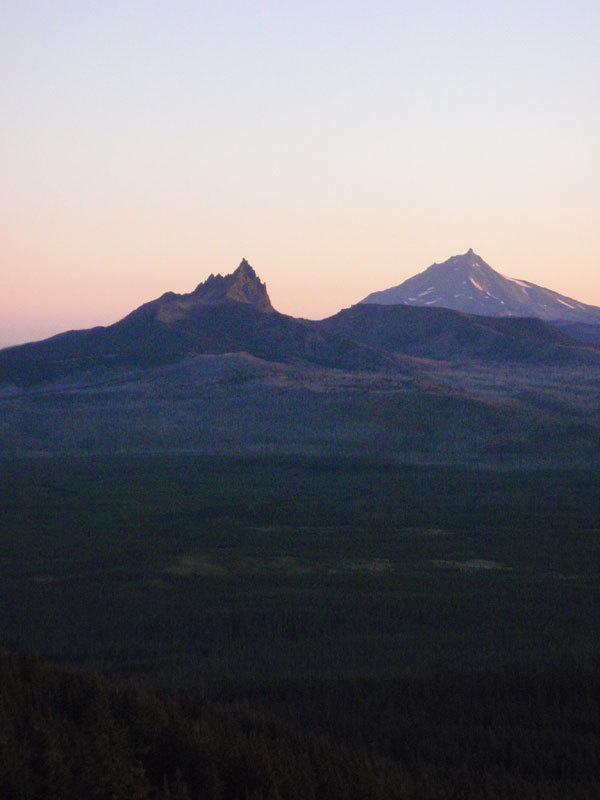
xmin=2 ymin=1 xmax=599 ymax=348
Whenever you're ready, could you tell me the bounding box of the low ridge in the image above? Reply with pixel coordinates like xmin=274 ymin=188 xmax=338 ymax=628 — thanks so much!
xmin=319 ymin=302 xmax=599 ymax=365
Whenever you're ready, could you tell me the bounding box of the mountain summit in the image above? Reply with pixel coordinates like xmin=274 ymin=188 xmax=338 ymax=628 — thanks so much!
xmin=360 ymin=250 xmax=600 ymax=323
xmin=190 ymin=258 xmax=273 ymax=312
xmin=131 ymin=259 xmax=274 ymax=323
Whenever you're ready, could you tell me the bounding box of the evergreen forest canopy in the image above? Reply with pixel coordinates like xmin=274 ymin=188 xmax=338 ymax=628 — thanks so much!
xmin=1 ymin=454 xmax=600 ymax=799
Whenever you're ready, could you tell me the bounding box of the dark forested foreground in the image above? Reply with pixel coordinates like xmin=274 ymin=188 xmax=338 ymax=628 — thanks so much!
xmin=2 ymin=646 xmax=600 ymax=800
xmin=2 ymin=455 xmax=600 ymax=798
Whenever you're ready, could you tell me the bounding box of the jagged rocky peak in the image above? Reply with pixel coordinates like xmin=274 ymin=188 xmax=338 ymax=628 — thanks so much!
xmin=235 ymin=257 xmax=256 ymax=276
xmin=191 ymin=258 xmax=273 ymax=312
xmin=229 ymin=258 xmax=273 ymax=310
xmin=139 ymin=259 xmax=274 ymax=324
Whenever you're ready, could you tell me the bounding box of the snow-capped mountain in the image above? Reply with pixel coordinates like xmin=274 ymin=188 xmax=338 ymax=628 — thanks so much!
xmin=360 ymin=249 xmax=600 ymax=324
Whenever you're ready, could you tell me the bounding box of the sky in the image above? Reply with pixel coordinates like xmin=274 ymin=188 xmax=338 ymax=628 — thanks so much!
xmin=2 ymin=0 xmax=599 ymax=347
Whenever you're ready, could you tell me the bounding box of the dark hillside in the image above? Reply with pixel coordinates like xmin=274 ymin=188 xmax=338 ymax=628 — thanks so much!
xmin=318 ymin=303 xmax=600 ymax=363
xmin=553 ymin=321 xmax=600 ymax=345
xmin=0 ymin=300 xmax=389 ymax=388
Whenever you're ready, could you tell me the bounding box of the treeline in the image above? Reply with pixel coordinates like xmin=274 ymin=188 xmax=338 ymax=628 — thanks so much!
xmin=2 ymin=647 xmax=600 ymax=799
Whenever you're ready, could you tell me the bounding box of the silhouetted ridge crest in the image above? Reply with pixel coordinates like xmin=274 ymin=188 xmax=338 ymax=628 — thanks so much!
xmin=0 ymin=258 xmax=392 ymax=384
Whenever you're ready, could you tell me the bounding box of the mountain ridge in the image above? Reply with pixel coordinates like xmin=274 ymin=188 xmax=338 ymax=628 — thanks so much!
xmin=0 ymin=260 xmax=391 ymax=386
xmin=1 ymin=254 xmax=599 ymax=388
xmin=2 ymin=256 xmax=600 ymax=465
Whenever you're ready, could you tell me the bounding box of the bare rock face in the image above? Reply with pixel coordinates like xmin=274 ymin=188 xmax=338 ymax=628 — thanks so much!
xmin=192 ymin=259 xmax=273 ymax=311
xmin=360 ymin=249 xmax=600 ymax=324
xmin=154 ymin=259 xmax=274 ymax=322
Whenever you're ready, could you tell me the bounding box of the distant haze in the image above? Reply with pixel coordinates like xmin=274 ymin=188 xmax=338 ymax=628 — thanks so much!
xmin=2 ymin=1 xmax=599 ymax=348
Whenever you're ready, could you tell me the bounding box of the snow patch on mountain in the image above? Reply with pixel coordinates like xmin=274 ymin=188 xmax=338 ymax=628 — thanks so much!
xmin=502 ymin=275 xmax=530 ymax=289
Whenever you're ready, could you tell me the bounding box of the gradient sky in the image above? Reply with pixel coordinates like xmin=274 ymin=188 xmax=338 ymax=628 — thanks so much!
xmin=2 ymin=0 xmax=599 ymax=347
